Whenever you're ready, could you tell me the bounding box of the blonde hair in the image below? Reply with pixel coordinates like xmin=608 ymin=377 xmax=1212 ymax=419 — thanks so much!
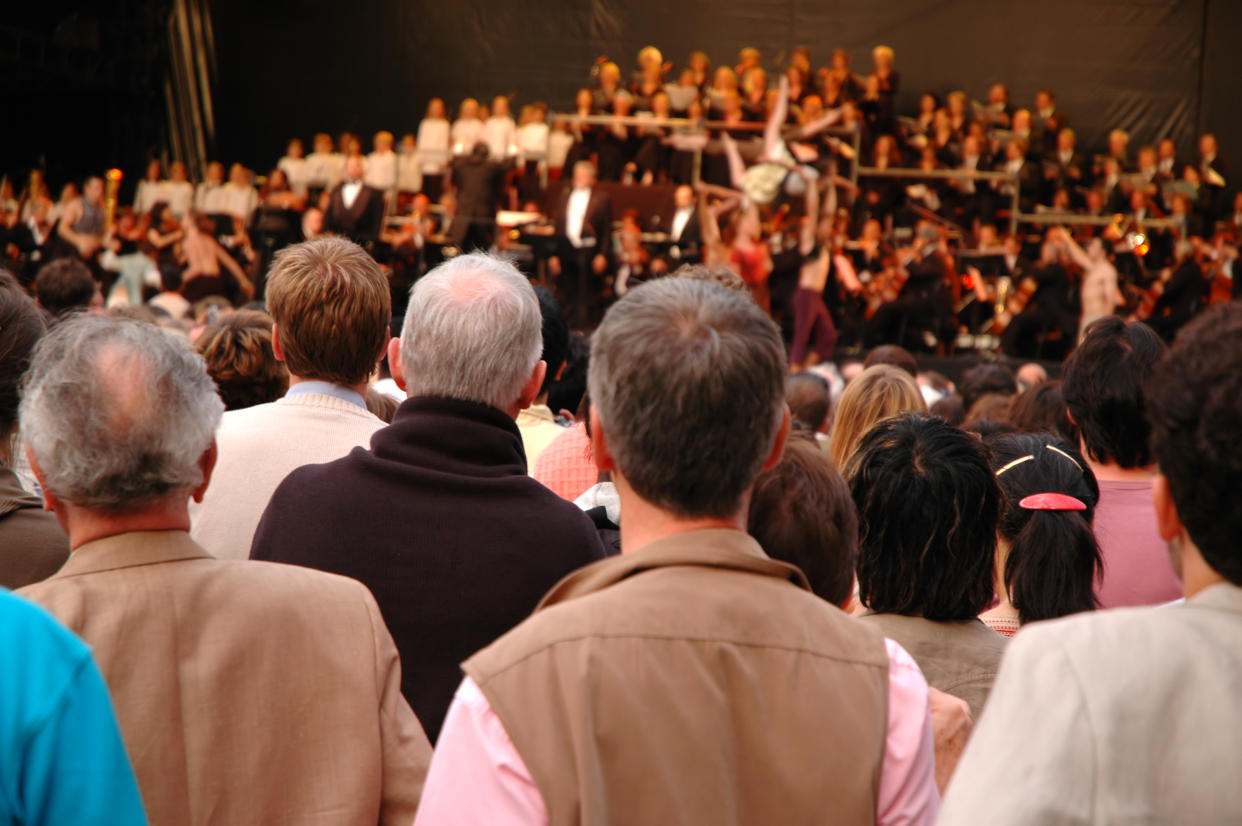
xmin=829 ymin=364 xmax=927 ymax=470
xmin=873 ymin=45 xmax=894 ymax=62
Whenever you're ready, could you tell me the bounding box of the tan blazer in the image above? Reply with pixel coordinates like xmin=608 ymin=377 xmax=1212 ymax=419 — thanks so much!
xmin=939 ymin=583 xmax=1242 ymax=824
xmin=19 ymin=530 xmax=431 ymax=826
xmin=189 ymin=393 xmax=384 ymax=559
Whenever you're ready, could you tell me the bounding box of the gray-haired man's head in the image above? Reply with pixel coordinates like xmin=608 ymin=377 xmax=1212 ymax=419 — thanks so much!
xmin=588 ymin=278 xmax=788 ymax=519
xmin=397 ymin=252 xmax=544 ymax=411
xmin=20 ymin=316 xmax=224 ymax=511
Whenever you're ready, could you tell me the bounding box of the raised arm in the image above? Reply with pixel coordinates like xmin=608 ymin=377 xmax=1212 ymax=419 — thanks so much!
xmin=214 ymin=239 xmax=255 ymax=299
xmin=799 ymin=171 xmax=819 ymax=257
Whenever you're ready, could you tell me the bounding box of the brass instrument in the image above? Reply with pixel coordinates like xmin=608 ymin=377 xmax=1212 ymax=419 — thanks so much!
xmin=104 ymin=168 xmax=123 ymax=230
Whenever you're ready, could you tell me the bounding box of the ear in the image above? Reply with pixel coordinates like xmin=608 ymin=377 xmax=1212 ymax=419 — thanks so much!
xmin=516 ymin=360 xmax=547 ymax=411
xmin=588 ymin=405 xmax=616 ymax=473
xmin=191 ymin=440 xmax=219 ymax=504
xmin=26 ymin=449 xmax=59 ymax=513
xmin=271 ymin=323 xmax=286 ymax=363
xmin=759 ymin=405 xmax=792 ymax=473
xmin=387 ymin=337 xmax=407 ymax=392
xmin=1151 ymin=472 xmax=1184 ymax=543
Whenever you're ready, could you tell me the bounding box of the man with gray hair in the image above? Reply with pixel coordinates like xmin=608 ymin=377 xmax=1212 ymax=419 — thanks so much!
xmin=16 ymin=316 xmax=431 ymax=826
xmin=190 ymin=235 xmax=391 ymax=558
xmin=250 ymin=252 xmax=606 ymax=742
xmin=414 ymin=278 xmax=939 ymax=825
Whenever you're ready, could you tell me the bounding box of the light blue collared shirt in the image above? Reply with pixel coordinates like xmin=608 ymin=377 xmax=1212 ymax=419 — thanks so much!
xmin=284 ymin=381 xmax=368 ymax=410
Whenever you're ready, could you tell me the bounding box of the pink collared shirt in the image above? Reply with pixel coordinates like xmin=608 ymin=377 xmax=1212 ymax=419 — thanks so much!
xmin=413 ymin=638 xmax=939 ymax=825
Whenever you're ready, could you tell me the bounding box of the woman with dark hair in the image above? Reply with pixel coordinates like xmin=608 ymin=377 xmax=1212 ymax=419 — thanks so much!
xmin=748 ymin=434 xmax=859 ymax=608
xmin=847 ymin=412 xmax=1006 ymax=719
xmin=981 ymin=434 xmax=1102 ymax=637
xmin=0 ymin=272 xmax=69 ymax=587
xmin=1007 ymin=380 xmax=1078 ymax=444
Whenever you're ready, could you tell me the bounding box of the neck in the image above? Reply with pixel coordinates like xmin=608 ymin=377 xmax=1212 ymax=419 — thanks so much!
xmin=287 ymin=373 xmax=369 ymax=400
xmin=614 ymin=472 xmax=745 ymax=554
xmin=1083 ymin=450 xmax=1155 ymax=483
xmin=59 ymin=498 xmax=191 ymax=551
xmin=1178 ymin=533 xmax=1226 ymax=599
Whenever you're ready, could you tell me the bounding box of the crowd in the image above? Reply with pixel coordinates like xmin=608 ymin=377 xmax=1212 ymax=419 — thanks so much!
xmin=1 ymin=40 xmax=1241 ymax=824
xmin=4 ymin=44 xmax=1239 ymax=363
xmin=0 ymin=229 xmax=1240 ymax=823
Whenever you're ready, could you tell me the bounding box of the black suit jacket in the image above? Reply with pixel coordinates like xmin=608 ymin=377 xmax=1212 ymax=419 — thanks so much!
xmin=552 ymin=186 xmax=613 ymax=259
xmin=250 ymin=397 xmax=607 ymax=743
xmin=325 ymin=183 xmax=385 ymax=241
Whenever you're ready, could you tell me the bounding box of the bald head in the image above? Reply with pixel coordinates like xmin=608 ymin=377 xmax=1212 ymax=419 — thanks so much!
xmin=398 ymin=253 xmax=543 ymax=411
xmin=19 ymin=316 xmax=223 ymax=510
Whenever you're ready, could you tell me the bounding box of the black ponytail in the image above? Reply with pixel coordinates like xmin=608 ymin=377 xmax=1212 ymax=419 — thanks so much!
xmin=985 ymin=433 xmax=1103 ymax=625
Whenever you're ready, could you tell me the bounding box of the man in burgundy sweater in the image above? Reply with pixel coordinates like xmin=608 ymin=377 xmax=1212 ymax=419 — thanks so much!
xmin=250 ymin=252 xmax=606 ymax=742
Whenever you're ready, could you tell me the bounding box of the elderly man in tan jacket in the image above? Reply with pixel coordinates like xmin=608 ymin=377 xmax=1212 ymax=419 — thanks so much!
xmin=415 ymin=278 xmax=940 ymax=824
xmin=17 ymin=316 xmax=430 ymax=826
xmin=939 ymin=303 xmax=1242 ymax=823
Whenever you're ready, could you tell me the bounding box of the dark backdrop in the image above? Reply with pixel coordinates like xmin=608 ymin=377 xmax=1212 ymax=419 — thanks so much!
xmin=209 ymin=0 xmax=1241 ymax=183
xmin=6 ymin=1 xmax=1238 ymax=196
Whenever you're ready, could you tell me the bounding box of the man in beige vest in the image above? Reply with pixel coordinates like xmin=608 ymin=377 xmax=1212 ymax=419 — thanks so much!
xmin=940 ymin=303 xmax=1242 ymax=823
xmin=17 ymin=316 xmax=430 ymax=826
xmin=189 ymin=236 xmax=389 ymax=558
xmin=415 ymin=278 xmax=939 ymax=824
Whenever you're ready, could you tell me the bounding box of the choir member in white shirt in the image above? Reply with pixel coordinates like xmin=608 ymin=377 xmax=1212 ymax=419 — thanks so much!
xmin=396 ymin=133 xmax=423 ymax=198
xmin=278 ymin=138 xmax=311 ymax=197
xmin=133 ymin=159 xmax=165 ymax=216
xmin=221 ymin=163 xmax=258 ymax=224
xmin=305 ymin=133 xmax=342 ymax=195
xmin=364 ymin=130 xmax=398 ymax=193
xmin=165 ymin=162 xmax=195 ymax=218
xmin=482 ymin=96 xmax=518 ymax=161
xmin=451 ymin=98 xmax=484 ymax=157
xmin=418 ymin=98 xmax=451 ymax=202
xmin=195 ymin=162 xmax=230 ymax=214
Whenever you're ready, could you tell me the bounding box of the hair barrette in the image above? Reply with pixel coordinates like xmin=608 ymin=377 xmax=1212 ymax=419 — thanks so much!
xmin=1019 ymin=493 xmax=1086 ymax=512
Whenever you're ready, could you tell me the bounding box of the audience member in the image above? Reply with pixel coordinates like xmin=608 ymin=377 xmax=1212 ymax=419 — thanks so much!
xmin=785 ymin=370 xmax=832 ymax=436
xmin=34 ymin=258 xmax=99 ymax=318
xmin=957 ymin=362 xmax=1018 ymax=413
xmin=0 ymin=274 xmax=69 ymax=588
xmin=828 ymin=363 xmax=926 ymax=469
xmin=0 ymin=589 xmax=146 ymax=824
xmin=516 ymin=287 xmax=572 ymax=470
xmin=848 ymin=413 xmax=1006 ymax=720
xmin=864 ymin=343 xmax=918 ymax=378
xmin=194 ymin=308 xmax=289 ymax=411
xmin=16 ymin=316 xmax=431 ymax=826
xmin=963 ymin=392 xmax=1014 ymax=426
xmin=748 ymin=434 xmax=857 ymax=606
xmin=416 ymin=277 xmax=938 ymax=824
xmin=940 ymin=303 xmax=1242 ymax=822
xmin=250 ymin=253 xmax=606 ymax=742
xmin=189 ymin=237 xmax=389 ymax=558
xmin=980 ymin=434 xmax=1101 ymax=637
xmin=1007 ymin=379 xmax=1077 ymax=444
xmin=1061 ymin=317 xmax=1177 ymax=607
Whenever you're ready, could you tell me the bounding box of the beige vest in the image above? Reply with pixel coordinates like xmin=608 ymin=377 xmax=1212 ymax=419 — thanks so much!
xmin=466 ymin=529 xmax=890 ymax=826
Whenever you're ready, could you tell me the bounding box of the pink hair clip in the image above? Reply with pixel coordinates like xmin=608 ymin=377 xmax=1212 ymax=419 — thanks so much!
xmin=1019 ymin=493 xmax=1086 ymax=512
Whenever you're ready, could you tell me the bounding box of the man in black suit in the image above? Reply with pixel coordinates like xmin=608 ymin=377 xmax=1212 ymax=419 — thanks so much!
xmin=1044 ymin=128 xmax=1088 ymax=205
xmin=448 ymin=142 xmax=514 ymax=251
xmin=549 ymin=161 xmax=613 ymax=329
xmin=325 ymin=156 xmax=385 ymax=244
xmin=651 ymin=184 xmax=701 ymax=275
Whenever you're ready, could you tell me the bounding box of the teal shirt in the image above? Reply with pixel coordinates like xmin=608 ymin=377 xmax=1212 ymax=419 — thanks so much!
xmin=0 ymin=589 xmax=147 ymax=825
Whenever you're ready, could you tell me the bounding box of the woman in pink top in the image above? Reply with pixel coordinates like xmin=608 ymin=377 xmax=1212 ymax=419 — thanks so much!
xmin=982 ymin=433 xmax=1102 ymax=637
